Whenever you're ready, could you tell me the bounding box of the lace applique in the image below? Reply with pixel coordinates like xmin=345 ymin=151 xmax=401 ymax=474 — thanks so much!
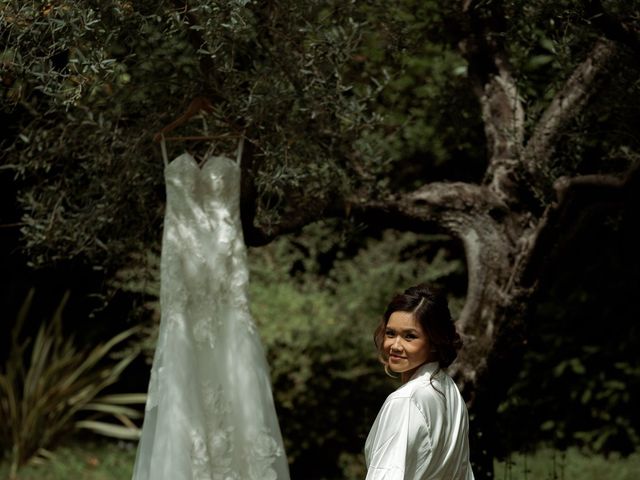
xmin=247 ymin=431 xmax=283 ymax=480
xmin=190 ymin=426 xmax=239 ymax=480
xmin=192 ymin=309 xmax=221 ymax=349
xmin=189 ymin=383 xmax=236 ymax=478
xmin=190 ymin=430 xmax=214 ymax=480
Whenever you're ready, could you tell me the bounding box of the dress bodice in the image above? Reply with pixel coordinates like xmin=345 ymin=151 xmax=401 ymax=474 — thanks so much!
xmin=165 ymin=153 xmax=241 ymax=221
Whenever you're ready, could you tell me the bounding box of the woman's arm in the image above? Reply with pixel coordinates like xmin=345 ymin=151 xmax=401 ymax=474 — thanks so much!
xmin=365 ymin=396 xmax=430 ymax=479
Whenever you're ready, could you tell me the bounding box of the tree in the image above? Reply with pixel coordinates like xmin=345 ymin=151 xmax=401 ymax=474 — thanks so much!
xmin=2 ymin=0 xmax=639 ymax=477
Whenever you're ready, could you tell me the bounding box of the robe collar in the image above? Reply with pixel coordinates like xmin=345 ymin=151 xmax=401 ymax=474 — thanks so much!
xmin=408 ymin=361 xmax=440 ymax=382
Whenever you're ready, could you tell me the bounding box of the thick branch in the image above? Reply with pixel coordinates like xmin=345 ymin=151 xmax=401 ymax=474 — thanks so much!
xmin=586 ymin=0 xmax=640 ymax=56
xmin=244 ymin=176 xmax=517 ymax=393
xmin=460 ymin=1 xmax=525 ymax=205
xmin=433 ymin=209 xmax=515 ymax=393
xmin=523 ymin=38 xmax=617 ymax=173
xmin=243 ymin=180 xmax=507 ymax=246
xmin=480 ymin=66 xmax=526 ymax=204
xmin=518 ymin=162 xmax=640 ymax=288
xmin=405 ymin=182 xmax=506 ymax=217
xmin=346 ymin=182 xmax=509 ymax=242
xmin=241 ymin=191 xmax=339 ymax=247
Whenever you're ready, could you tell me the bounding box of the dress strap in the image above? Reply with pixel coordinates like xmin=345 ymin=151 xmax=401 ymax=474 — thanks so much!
xmin=160 ymin=134 xmax=168 ymax=167
xmin=235 ymin=134 xmax=245 ymax=165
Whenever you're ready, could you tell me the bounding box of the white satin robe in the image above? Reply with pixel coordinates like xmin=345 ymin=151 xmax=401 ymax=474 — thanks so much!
xmin=364 ymin=362 xmax=474 ymax=480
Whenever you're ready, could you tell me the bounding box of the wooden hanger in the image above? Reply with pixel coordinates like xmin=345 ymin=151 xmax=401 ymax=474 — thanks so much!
xmin=153 ymin=97 xmax=217 ymax=142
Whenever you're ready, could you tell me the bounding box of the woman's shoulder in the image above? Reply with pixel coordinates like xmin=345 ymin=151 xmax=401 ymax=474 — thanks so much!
xmin=380 ymin=379 xmax=425 ymax=413
xmin=405 ymin=365 xmax=457 ymax=408
xmin=386 ymin=369 xmax=441 ymax=402
xmin=378 ymin=375 xmax=443 ymax=427
xmin=384 ymin=363 xmax=458 ymax=405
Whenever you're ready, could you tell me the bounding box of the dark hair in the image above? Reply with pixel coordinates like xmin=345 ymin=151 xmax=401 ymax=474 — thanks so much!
xmin=374 ymin=283 xmax=463 ymax=371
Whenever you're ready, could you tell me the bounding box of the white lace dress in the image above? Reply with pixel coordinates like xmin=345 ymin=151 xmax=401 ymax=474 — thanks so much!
xmin=131 ymin=153 xmax=290 ymax=480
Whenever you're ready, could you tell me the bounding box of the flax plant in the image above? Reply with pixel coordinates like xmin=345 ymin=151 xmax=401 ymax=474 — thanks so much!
xmin=0 ymin=289 xmax=143 ymax=478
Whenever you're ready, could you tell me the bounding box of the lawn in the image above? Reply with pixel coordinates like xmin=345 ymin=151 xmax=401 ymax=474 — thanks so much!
xmin=0 ymin=440 xmax=137 ymax=480
xmin=2 ymin=441 xmax=639 ymax=479
xmin=494 ymin=447 xmax=640 ymax=480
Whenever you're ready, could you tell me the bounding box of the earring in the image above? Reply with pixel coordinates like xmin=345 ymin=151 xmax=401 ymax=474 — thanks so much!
xmin=384 ymin=364 xmax=398 ymax=379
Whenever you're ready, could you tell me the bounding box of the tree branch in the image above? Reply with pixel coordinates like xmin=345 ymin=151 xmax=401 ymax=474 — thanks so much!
xmin=518 ymin=161 xmax=640 ymax=288
xmin=479 ymin=67 xmax=525 ymax=202
xmin=243 ymin=179 xmax=507 ymax=247
xmin=586 ymin=0 xmax=640 ymax=56
xmin=356 ymin=183 xmax=516 ymax=358
xmin=244 ymin=175 xmax=516 ymax=390
xmin=523 ymin=38 xmax=617 ymax=175
xmin=459 ymin=1 xmax=525 ymax=205
xmin=242 ymin=190 xmax=339 ymax=246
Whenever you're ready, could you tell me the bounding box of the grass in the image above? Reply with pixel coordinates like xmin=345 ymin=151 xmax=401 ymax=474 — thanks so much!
xmin=2 ymin=440 xmax=640 ymax=479
xmin=494 ymin=447 xmax=640 ymax=480
xmin=0 ymin=438 xmax=137 ymax=480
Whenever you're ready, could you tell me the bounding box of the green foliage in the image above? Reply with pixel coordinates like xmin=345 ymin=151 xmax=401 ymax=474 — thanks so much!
xmin=77 ymin=393 xmax=147 ymax=441
xmin=500 ymin=341 xmax=640 ymax=455
xmin=499 ymin=0 xmax=640 ymax=194
xmin=2 ymin=0 xmax=638 ymax=273
xmin=356 ymin=1 xmax=481 ymax=170
xmin=108 ymin=250 xmax=161 ymax=364
xmin=1 ymin=0 xmax=388 ymax=269
xmin=1 ymin=0 xmax=198 ymax=268
xmin=250 ymin=276 xmax=383 ymax=467
xmin=0 ymin=289 xmax=143 ymax=476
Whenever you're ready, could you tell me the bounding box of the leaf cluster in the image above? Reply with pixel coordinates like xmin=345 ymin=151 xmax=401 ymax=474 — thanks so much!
xmin=3 ymin=0 xmax=638 ymax=271
xmin=1 ymin=0 xmax=391 ymax=268
xmin=1 ymin=0 xmax=199 ymax=268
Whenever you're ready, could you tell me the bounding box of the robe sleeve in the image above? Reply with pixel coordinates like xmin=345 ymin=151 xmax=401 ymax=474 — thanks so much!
xmin=365 ymin=396 xmax=430 ymax=480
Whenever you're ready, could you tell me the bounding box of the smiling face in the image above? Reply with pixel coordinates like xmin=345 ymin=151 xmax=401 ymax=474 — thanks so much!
xmin=383 ymin=311 xmax=432 ymax=380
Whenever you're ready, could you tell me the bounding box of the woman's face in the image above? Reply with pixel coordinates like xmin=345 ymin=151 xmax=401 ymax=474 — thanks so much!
xmin=383 ymin=310 xmax=431 ymax=377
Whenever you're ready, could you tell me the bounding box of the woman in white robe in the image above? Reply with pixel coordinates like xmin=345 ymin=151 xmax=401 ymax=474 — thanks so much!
xmin=364 ymin=284 xmax=474 ymax=480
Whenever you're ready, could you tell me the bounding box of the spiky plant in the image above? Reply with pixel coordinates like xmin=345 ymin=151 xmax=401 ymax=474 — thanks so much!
xmin=0 ymin=289 xmax=143 ymax=478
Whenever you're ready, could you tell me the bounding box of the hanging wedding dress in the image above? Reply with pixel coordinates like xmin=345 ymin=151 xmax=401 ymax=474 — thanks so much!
xmin=132 ymin=152 xmax=290 ymax=480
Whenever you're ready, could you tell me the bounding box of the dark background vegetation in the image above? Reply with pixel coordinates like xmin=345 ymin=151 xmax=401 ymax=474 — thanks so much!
xmin=1 ymin=1 xmax=639 ymax=478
